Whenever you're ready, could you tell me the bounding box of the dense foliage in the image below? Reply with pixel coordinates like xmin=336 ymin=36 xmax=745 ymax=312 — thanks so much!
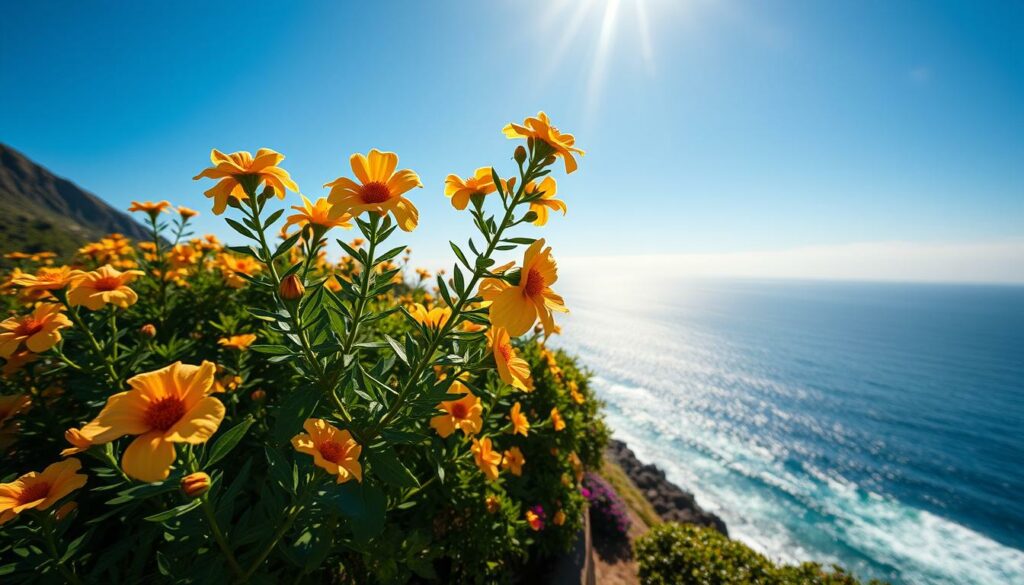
xmin=583 ymin=472 xmax=631 ymax=538
xmin=635 ymin=523 xmax=887 ymax=585
xmin=0 ymin=114 xmax=610 ymax=583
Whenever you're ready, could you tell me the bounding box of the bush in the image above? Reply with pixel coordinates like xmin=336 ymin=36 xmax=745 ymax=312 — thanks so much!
xmin=0 ymin=113 xmax=608 ymax=583
xmin=583 ymin=472 xmax=631 ymax=538
xmin=635 ymin=523 xmax=887 ymax=585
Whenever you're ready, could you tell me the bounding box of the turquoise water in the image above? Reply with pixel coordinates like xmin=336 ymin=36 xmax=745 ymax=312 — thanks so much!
xmin=550 ymin=266 xmax=1024 ymax=584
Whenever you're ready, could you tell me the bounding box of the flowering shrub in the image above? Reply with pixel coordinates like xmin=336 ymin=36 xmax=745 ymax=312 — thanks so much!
xmin=0 ymin=114 xmax=607 ymax=583
xmin=635 ymin=523 xmax=887 ymax=585
xmin=583 ymin=472 xmax=631 ymax=538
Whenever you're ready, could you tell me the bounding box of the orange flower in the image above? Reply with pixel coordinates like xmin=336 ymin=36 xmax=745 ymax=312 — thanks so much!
xmin=0 ymin=459 xmax=87 ymax=525
xmin=78 ymin=361 xmax=226 ymax=482
xmin=324 ymin=149 xmax=422 ymax=231
xmin=524 ymin=177 xmax=566 ymax=226
xmin=568 ymin=451 xmax=583 ymax=483
xmin=409 ymin=303 xmax=451 ymax=330
xmin=291 ymin=418 xmax=362 ymax=484
xmin=503 ymin=112 xmax=584 ymax=174
xmin=553 ymin=509 xmax=566 ymax=526
xmin=488 ymin=327 xmax=531 ymax=391
xmin=218 ymin=255 xmax=262 ymax=288
xmin=67 ymin=265 xmax=144 ymax=310
xmin=471 ymin=437 xmax=502 ymax=481
xmin=480 ymin=239 xmax=567 ymax=337
xmin=10 ymin=266 xmax=84 ymax=292
xmin=485 ymin=495 xmax=501 ymax=514
xmin=218 ymin=334 xmax=257 ymax=351
xmin=525 ymin=508 xmax=543 ymax=531
xmin=569 ymin=380 xmax=585 ymax=405
xmin=430 ymin=382 xmax=483 ymax=438
xmin=193 ymin=148 xmax=299 ymax=214
xmin=284 ymin=195 xmax=353 ymax=233
xmin=128 ymin=200 xmax=171 ymax=219
xmin=0 ymin=304 xmax=72 ymax=357
xmin=509 ymin=402 xmax=530 ymax=437
xmin=444 ymin=167 xmax=499 ymax=210
xmin=501 ymin=446 xmax=525 ymax=476
xmin=177 ymin=206 xmax=199 ymax=219
xmin=550 ymin=407 xmax=566 ymax=432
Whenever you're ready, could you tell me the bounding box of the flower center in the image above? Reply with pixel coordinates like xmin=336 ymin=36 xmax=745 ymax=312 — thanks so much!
xmin=92 ymin=276 xmax=122 ymax=292
xmin=144 ymin=397 xmax=186 ymax=432
xmin=359 ymin=181 xmax=392 ymax=204
xmin=450 ymin=401 xmax=469 ymax=419
xmin=498 ymin=343 xmax=513 ymax=362
xmin=523 ymin=268 xmax=545 ymax=297
xmin=15 ymin=319 xmax=44 ymax=337
xmin=318 ymin=440 xmax=348 ymax=463
xmin=18 ymin=481 xmax=50 ymax=505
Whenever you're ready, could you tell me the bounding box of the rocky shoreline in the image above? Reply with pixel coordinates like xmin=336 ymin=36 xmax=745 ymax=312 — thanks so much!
xmin=604 ymin=439 xmax=728 ymax=536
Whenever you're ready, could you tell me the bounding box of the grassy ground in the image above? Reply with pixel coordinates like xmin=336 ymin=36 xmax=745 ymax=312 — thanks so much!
xmin=599 ymin=458 xmax=661 ymax=529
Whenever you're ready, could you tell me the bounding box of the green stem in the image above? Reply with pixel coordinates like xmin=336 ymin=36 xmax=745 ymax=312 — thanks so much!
xmin=61 ymin=299 xmax=121 ymax=386
xmin=340 ymin=215 xmax=381 ymax=354
xmin=41 ymin=514 xmax=83 ymax=585
xmin=239 ymin=477 xmax=318 ymax=581
xmin=200 ymin=497 xmax=244 ymax=578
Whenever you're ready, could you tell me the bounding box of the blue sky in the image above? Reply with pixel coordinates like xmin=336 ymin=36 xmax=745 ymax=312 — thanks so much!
xmin=2 ymin=1 xmax=1022 ymax=279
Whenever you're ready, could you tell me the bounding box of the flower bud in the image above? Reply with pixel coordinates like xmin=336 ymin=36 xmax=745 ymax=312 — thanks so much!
xmin=543 ymin=155 xmax=557 ymax=167
xmin=522 ymin=211 xmax=539 ymax=224
xmin=140 ymin=324 xmax=157 ymax=338
xmin=514 ymin=145 xmax=527 ymax=165
xmin=250 ymin=389 xmax=267 ymax=401
xmin=181 ymin=472 xmax=211 ymax=498
xmin=486 ymin=495 xmax=501 ymax=514
xmin=279 ymin=274 xmax=305 ymax=301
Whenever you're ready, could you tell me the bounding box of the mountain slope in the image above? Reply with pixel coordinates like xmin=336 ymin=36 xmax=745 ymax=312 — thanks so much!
xmin=0 ymin=143 xmax=149 ymax=259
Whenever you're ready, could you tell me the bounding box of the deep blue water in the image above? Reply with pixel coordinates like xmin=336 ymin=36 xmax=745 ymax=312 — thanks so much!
xmin=550 ymin=266 xmax=1024 ymax=584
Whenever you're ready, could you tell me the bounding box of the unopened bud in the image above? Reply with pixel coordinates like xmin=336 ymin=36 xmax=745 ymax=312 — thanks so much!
xmin=522 ymin=211 xmax=538 ymax=224
xmin=181 ymin=472 xmax=211 ymax=498
xmin=543 ymin=155 xmax=557 ymax=167
xmin=250 ymin=389 xmax=267 ymax=401
xmin=140 ymin=324 xmax=157 ymax=337
xmin=279 ymin=274 xmax=305 ymax=301
xmin=486 ymin=495 xmax=501 ymax=514
xmin=514 ymin=145 xmax=527 ymax=165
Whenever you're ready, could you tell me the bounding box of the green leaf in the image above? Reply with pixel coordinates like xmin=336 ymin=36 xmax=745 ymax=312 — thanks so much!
xmin=383 ymin=334 xmax=407 ymax=365
xmin=325 ymin=481 xmax=386 ymax=543
xmin=250 ymin=344 xmax=293 ymax=355
xmin=205 ymin=416 xmax=254 ymax=467
xmin=144 ymin=499 xmax=201 ymax=522
xmin=367 ymin=447 xmax=419 ymax=489
xmin=272 ymin=385 xmax=320 ymax=444
xmin=449 ymin=242 xmax=471 ymax=269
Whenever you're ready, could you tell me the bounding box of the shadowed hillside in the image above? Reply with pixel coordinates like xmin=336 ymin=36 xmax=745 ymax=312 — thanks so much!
xmin=0 ymin=143 xmax=148 ymax=260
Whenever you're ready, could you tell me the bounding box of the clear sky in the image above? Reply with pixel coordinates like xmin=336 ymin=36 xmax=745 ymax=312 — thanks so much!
xmin=2 ymin=1 xmax=1022 ymax=281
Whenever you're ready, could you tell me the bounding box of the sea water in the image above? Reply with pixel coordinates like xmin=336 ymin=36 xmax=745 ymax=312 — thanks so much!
xmin=549 ymin=264 xmax=1024 ymax=584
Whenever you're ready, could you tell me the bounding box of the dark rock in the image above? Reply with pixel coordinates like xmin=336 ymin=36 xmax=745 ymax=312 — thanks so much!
xmin=604 ymin=439 xmax=728 ymax=537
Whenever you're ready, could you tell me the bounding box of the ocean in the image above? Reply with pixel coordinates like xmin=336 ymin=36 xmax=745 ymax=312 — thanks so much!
xmin=549 ymin=263 xmax=1024 ymax=585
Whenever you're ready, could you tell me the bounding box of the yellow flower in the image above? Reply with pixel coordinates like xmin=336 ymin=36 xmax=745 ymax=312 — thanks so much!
xmin=10 ymin=266 xmax=84 ymax=292
xmin=0 ymin=304 xmax=72 ymax=357
xmin=291 ymin=418 xmax=363 ymax=484
xmin=128 ymin=200 xmax=171 ymax=219
xmin=168 ymin=244 xmax=200 ymax=270
xmin=0 ymin=459 xmax=87 ymax=525
xmin=444 ymin=167 xmax=499 ymax=210
xmin=503 ymin=112 xmax=584 ymax=174
xmin=569 ymin=380 xmax=585 ymax=405
xmin=488 ymin=327 xmax=531 ymax=391
xmin=430 ymin=381 xmax=483 ymax=438
xmin=284 ymin=195 xmax=353 ymax=233
xmin=409 ymin=303 xmax=451 ymax=330
xmin=178 ymin=206 xmax=199 ymax=219
xmin=193 ymin=148 xmax=299 ymax=214
xmin=218 ymin=255 xmax=262 ymax=288
xmin=509 ymin=401 xmax=530 ymax=437
xmin=525 ymin=177 xmax=566 ymax=226
xmin=471 ymin=437 xmax=502 ymax=481
xmin=480 ymin=239 xmax=567 ymax=337
xmin=568 ymin=451 xmax=583 ymax=483
xmin=324 ymin=149 xmax=422 ymax=232
xmin=501 ymin=446 xmax=525 ymax=476
xmin=60 ymin=428 xmax=92 ymax=456
xmin=553 ymin=509 xmax=566 ymax=526
xmin=67 ymin=265 xmax=144 ymax=310
xmin=78 ymin=361 xmax=226 ymax=482
xmin=218 ymin=334 xmax=257 ymax=351
xmin=550 ymin=407 xmax=566 ymax=432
